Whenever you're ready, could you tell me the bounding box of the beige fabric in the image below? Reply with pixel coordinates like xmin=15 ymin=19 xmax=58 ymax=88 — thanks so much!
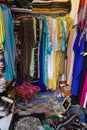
xmin=51 ymin=0 xmax=70 ymax=1
xmin=32 ymin=0 xmax=70 ymax=3
xmin=32 ymin=0 xmax=51 ymax=3
xmin=70 ymin=0 xmax=80 ymax=25
xmin=67 ymin=28 xmax=77 ymax=85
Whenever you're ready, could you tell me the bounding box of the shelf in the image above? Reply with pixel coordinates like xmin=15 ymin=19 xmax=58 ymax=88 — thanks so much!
xmin=11 ymin=7 xmax=68 ymax=16
xmin=11 ymin=7 xmax=32 ymax=13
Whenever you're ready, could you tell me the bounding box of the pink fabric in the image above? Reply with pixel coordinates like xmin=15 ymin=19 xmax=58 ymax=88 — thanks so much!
xmin=67 ymin=28 xmax=77 ymax=85
xmin=78 ymin=0 xmax=87 ymax=30
xmin=80 ymin=72 xmax=87 ymax=106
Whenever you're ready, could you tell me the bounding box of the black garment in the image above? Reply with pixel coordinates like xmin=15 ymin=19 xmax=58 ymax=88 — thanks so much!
xmin=50 ymin=114 xmax=79 ymax=130
xmin=31 ymin=19 xmax=40 ymax=81
xmin=70 ymin=95 xmax=78 ymax=105
xmin=19 ymin=18 xmax=35 ymax=82
xmin=78 ymin=41 xmax=87 ymax=103
xmin=15 ymin=0 xmax=32 ymax=7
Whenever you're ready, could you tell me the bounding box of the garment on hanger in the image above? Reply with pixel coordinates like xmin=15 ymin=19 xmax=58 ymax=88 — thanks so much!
xmin=78 ymin=0 xmax=87 ymax=30
xmin=1 ymin=3 xmax=16 ymax=81
xmin=80 ymin=72 xmax=87 ymax=106
xmin=70 ymin=0 xmax=80 ymax=25
xmin=78 ymin=36 xmax=87 ymax=104
xmin=0 ymin=6 xmax=5 ymax=51
xmin=19 ymin=17 xmax=35 ymax=82
xmin=30 ymin=18 xmax=40 ymax=81
xmin=71 ymin=31 xmax=86 ymax=96
xmin=67 ymin=28 xmax=77 ymax=85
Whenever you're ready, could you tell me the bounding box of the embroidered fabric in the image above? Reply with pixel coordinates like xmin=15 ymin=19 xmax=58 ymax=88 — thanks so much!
xmin=14 ymin=116 xmax=42 ymax=130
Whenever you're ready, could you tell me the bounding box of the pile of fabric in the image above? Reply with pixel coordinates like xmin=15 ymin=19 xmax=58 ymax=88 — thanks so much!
xmin=9 ymin=91 xmax=87 ymax=130
xmin=32 ymin=0 xmax=71 ymax=14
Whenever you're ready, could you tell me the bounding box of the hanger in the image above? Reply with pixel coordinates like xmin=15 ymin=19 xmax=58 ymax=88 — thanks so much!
xmin=16 ymin=14 xmax=33 ymax=20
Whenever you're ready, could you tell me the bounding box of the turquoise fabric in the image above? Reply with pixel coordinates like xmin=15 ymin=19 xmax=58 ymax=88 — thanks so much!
xmin=61 ymin=21 xmax=66 ymax=53
xmin=43 ymin=125 xmax=54 ymax=130
xmin=42 ymin=18 xmax=52 ymax=87
xmin=1 ymin=3 xmax=16 ymax=81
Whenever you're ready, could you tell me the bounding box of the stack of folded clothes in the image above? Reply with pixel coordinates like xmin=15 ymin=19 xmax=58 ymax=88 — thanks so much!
xmin=0 ymin=51 xmax=6 ymax=93
xmin=32 ymin=0 xmax=71 ymax=13
xmin=10 ymin=0 xmax=33 ymax=10
xmin=0 ymin=75 xmax=6 ymax=93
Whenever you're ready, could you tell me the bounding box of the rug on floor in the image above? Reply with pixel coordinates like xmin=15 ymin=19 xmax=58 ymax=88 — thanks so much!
xmin=15 ymin=91 xmax=56 ymax=116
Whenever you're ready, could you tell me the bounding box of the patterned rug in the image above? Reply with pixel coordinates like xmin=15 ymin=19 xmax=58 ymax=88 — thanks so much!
xmin=15 ymin=91 xmax=56 ymax=116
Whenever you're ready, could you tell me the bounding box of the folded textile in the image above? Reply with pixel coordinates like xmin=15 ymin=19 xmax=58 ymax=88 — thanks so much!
xmin=32 ymin=0 xmax=69 ymax=3
xmin=32 ymin=0 xmax=71 ymax=13
xmin=32 ymin=0 xmax=51 ymax=3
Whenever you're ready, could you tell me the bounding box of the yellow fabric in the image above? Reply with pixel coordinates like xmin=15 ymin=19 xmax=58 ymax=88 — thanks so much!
xmin=48 ymin=51 xmax=57 ymax=90
xmin=56 ymin=16 xmax=74 ymax=52
xmin=65 ymin=16 xmax=74 ymax=38
xmin=47 ymin=17 xmax=73 ymax=90
xmin=32 ymin=8 xmax=69 ymax=13
xmin=57 ymin=20 xmax=62 ymax=50
xmin=48 ymin=51 xmax=63 ymax=90
xmin=0 ymin=7 xmax=5 ymax=51
xmin=48 ymin=51 xmax=65 ymax=90
xmin=57 ymin=17 xmax=74 ymax=39
xmin=59 ymin=52 xmax=65 ymax=75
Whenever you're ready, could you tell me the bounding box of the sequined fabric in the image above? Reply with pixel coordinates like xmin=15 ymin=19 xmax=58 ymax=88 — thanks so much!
xmin=14 ymin=116 xmax=42 ymax=130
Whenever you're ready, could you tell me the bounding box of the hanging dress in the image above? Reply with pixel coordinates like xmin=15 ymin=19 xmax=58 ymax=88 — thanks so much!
xmin=78 ymin=37 xmax=87 ymax=103
xmin=71 ymin=31 xmax=86 ymax=96
xmin=1 ymin=3 xmax=16 ymax=81
xmin=80 ymin=72 xmax=87 ymax=106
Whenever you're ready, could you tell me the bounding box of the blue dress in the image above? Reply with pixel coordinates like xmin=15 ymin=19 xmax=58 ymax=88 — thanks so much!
xmin=71 ymin=31 xmax=86 ymax=96
xmin=31 ymin=18 xmax=52 ymax=91
xmin=1 ymin=3 xmax=16 ymax=81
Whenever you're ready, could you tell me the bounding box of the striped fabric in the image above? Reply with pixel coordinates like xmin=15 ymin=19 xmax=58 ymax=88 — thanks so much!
xmin=78 ymin=0 xmax=87 ymax=30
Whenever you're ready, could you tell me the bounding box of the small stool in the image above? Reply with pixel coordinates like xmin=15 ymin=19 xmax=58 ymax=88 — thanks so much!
xmin=15 ymin=82 xmax=40 ymax=103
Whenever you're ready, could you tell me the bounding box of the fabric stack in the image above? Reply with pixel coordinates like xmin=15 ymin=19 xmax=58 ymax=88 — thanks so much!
xmin=32 ymin=0 xmax=71 ymax=14
xmin=0 ymin=74 xmax=6 ymax=93
xmin=9 ymin=0 xmax=33 ymax=10
xmin=0 ymin=51 xmax=6 ymax=93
